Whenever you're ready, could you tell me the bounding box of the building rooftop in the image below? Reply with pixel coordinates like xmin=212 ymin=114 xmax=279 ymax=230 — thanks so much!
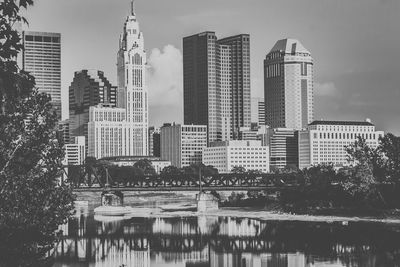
xmin=269 ymin=38 xmax=310 ymax=54
xmin=309 ymin=120 xmax=374 ymax=126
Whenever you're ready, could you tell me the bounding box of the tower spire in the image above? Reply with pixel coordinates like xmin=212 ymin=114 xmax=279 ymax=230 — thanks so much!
xmin=131 ymin=0 xmax=135 ymax=15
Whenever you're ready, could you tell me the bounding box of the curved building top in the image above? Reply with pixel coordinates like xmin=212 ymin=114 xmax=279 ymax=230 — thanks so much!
xmin=268 ymin=38 xmax=310 ymax=55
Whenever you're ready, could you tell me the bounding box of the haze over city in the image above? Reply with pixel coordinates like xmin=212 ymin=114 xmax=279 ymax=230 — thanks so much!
xmin=24 ymin=0 xmax=400 ymax=134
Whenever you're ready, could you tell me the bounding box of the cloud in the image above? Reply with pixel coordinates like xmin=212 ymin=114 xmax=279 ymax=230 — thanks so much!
xmin=315 ymin=82 xmax=339 ymax=97
xmin=147 ymin=45 xmax=183 ymax=127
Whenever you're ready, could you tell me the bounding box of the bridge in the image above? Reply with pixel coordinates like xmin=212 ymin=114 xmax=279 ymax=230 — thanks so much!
xmin=63 ymin=165 xmax=300 ymax=192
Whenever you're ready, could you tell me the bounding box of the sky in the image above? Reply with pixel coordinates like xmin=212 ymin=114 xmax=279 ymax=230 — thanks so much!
xmin=23 ymin=0 xmax=400 ymax=134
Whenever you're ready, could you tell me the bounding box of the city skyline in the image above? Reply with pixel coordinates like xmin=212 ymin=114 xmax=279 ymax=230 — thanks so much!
xmin=23 ymin=0 xmax=400 ymax=134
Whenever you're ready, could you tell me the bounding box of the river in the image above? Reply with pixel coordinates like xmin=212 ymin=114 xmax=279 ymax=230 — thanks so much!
xmin=51 ymin=194 xmax=400 ymax=267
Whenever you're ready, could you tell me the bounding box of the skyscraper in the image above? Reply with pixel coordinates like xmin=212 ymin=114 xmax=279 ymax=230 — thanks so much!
xmin=69 ymin=70 xmax=116 ymax=151
xmin=264 ymin=38 xmax=314 ymax=129
xmin=218 ymin=34 xmax=251 ymax=139
xmin=22 ymin=31 xmax=61 ymax=120
xmin=183 ymin=32 xmax=251 ymax=143
xmin=88 ymin=1 xmax=148 ymax=158
xmin=116 ymin=0 xmax=148 ymax=155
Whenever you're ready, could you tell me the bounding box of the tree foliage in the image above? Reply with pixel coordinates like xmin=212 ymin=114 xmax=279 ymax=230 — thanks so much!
xmin=0 ymin=0 xmax=75 ymax=265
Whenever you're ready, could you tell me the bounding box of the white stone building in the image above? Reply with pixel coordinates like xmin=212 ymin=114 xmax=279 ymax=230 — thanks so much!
xmin=202 ymin=140 xmax=269 ymax=173
xmin=298 ymin=119 xmax=384 ymax=169
xmin=160 ymin=124 xmax=207 ymax=168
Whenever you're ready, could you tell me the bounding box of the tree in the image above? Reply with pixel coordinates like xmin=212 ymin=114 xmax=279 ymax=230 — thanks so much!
xmin=133 ymin=159 xmax=156 ymax=176
xmin=160 ymin=165 xmax=182 ymax=178
xmin=0 ymin=0 xmax=75 ymax=265
xmin=377 ymin=133 xmax=400 ymax=183
xmin=231 ymin=166 xmax=246 ymax=174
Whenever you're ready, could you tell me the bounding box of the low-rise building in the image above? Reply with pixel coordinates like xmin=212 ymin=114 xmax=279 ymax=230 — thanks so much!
xmin=202 ymin=140 xmax=269 ymax=173
xmin=298 ymin=119 xmax=384 ymax=169
xmin=65 ymin=136 xmax=85 ymax=165
xmin=160 ymin=124 xmax=207 ymax=168
xmin=266 ymin=128 xmax=298 ymax=170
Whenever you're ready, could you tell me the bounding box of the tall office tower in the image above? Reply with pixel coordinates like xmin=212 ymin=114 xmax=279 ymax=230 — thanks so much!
xmin=116 ymin=0 xmax=148 ymax=155
xmin=183 ymin=32 xmax=221 ymax=143
xmin=251 ymin=97 xmax=265 ymax=126
xmin=69 ymin=70 xmax=116 ymax=152
xmin=264 ymin=38 xmax=313 ymax=129
xmin=22 ymin=31 xmax=61 ymax=120
xmin=218 ymin=34 xmax=251 ymax=139
xmin=183 ymin=32 xmax=250 ymax=143
xmin=160 ymin=124 xmax=207 ymax=168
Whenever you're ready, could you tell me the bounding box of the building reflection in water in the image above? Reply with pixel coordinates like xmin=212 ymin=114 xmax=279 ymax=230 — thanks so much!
xmin=52 ymin=208 xmax=400 ymax=267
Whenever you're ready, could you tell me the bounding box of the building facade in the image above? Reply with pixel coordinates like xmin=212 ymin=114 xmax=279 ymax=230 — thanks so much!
xmin=183 ymin=32 xmax=250 ymax=143
xmin=264 ymin=38 xmax=314 ymax=129
xmin=57 ymin=119 xmax=70 ymax=145
xmin=298 ymin=120 xmax=384 ymax=169
xmin=266 ymin=128 xmax=298 ymax=170
xmin=251 ymin=97 xmax=265 ymax=126
xmin=202 ymin=140 xmax=269 ymax=173
xmin=218 ymin=35 xmax=251 ymax=139
xmin=149 ymin=126 xmax=161 ymax=157
xmin=116 ymin=1 xmax=148 ymax=155
xmin=69 ymin=70 xmax=117 ymax=151
xmin=22 ymin=31 xmax=61 ymax=120
xmin=64 ymin=136 xmax=85 ymax=165
xmin=160 ymin=124 xmax=207 ymax=168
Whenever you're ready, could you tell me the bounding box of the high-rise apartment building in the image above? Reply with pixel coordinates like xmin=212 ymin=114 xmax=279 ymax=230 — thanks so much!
xmin=160 ymin=124 xmax=207 ymax=168
xmin=298 ymin=120 xmax=384 ymax=169
xmin=22 ymin=31 xmax=61 ymax=120
xmin=264 ymin=38 xmax=313 ymax=129
xmin=116 ymin=1 xmax=148 ymax=155
xmin=69 ymin=70 xmax=116 ymax=151
xmin=183 ymin=32 xmax=250 ymax=143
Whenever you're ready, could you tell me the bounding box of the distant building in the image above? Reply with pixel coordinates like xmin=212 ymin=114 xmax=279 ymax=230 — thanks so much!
xmin=238 ymin=125 xmax=269 ymax=144
xmin=160 ymin=124 xmax=207 ymax=168
xmin=69 ymin=69 xmax=117 ymax=152
xmin=251 ymin=97 xmax=265 ymax=126
xmin=100 ymin=156 xmax=171 ymax=174
xmin=57 ymin=119 xmax=70 ymax=145
xmin=65 ymin=136 xmax=85 ymax=165
xmin=298 ymin=119 xmax=384 ymax=169
xmin=22 ymin=31 xmax=62 ymax=120
xmin=183 ymin=32 xmax=250 ymax=143
xmin=264 ymin=38 xmax=314 ymax=130
xmin=149 ymin=127 xmax=161 ymax=157
xmin=266 ymin=128 xmax=299 ymax=170
xmin=202 ymin=140 xmax=269 ymax=173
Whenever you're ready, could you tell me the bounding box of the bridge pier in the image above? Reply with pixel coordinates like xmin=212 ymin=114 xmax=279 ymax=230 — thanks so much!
xmin=101 ymin=191 xmax=124 ymax=206
xmin=196 ymin=192 xmax=219 ymax=212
